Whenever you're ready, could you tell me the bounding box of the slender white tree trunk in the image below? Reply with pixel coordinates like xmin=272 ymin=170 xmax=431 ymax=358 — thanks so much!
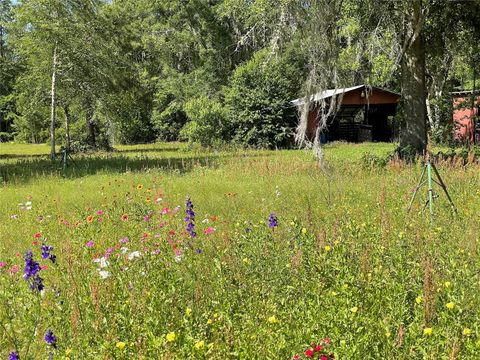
xmin=50 ymin=45 xmax=57 ymax=160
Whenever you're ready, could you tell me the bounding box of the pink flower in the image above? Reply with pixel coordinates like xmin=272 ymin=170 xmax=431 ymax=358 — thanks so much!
xmin=0 ymin=262 xmax=6 ymax=268
xmin=320 ymin=356 xmax=328 ymax=360
xmin=119 ymin=237 xmax=129 ymax=244
xmin=9 ymin=265 xmax=19 ymax=274
xmin=98 ymin=217 xmax=103 ymax=222
xmin=143 ymin=215 xmax=151 ymax=222
xmin=86 ymin=240 xmax=94 ymax=248
xmin=161 ymin=207 xmax=170 ymax=215
xmin=305 ymin=349 xmax=314 ymax=358
xmin=314 ymin=345 xmax=323 ymax=352
xmin=293 ymin=356 xmax=300 ymax=360
xmin=97 ymin=210 xmax=104 ymax=215
xmin=159 ymin=221 xmax=166 ymax=228
xmin=40 ymin=265 xmax=48 ymax=270
xmin=204 ymin=227 xmax=215 ymax=235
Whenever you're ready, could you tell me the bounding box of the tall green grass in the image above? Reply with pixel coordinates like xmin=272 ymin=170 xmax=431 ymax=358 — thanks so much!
xmin=1 ymin=142 xmax=479 ymax=358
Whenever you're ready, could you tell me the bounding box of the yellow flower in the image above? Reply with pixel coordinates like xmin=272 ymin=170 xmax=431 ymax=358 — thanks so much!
xmin=166 ymin=332 xmax=176 ymax=342
xmin=423 ymin=327 xmax=433 ymax=336
xmin=186 ymin=307 xmax=192 ymax=317
xmin=385 ymin=331 xmax=391 ymax=338
xmin=324 ymin=245 xmax=331 ymax=252
xmin=268 ymin=315 xmax=278 ymax=324
xmin=301 ymin=228 xmax=307 ymax=235
xmin=350 ymin=306 xmax=358 ymax=314
xmin=415 ymin=296 xmax=422 ymax=304
xmin=463 ymin=328 xmax=472 ymax=336
xmin=194 ymin=340 xmax=205 ymax=350
xmin=330 ymin=291 xmax=338 ymax=296
xmin=145 ymin=197 xmax=151 ymax=203
xmin=243 ymin=257 xmax=250 ymax=264
xmin=290 ymin=221 xmax=296 ymax=226
xmin=444 ymin=281 xmax=451 ymax=288
xmin=65 ymin=348 xmax=72 ymax=355
xmin=116 ymin=341 xmax=126 ymax=350
xmin=137 ymin=184 xmax=144 ymax=190
xmin=446 ymin=302 xmax=455 ymax=310
xmin=207 ymin=319 xmax=213 ymax=325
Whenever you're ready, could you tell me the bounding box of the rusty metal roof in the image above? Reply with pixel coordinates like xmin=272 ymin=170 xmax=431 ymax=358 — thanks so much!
xmin=291 ymin=85 xmax=400 ymax=106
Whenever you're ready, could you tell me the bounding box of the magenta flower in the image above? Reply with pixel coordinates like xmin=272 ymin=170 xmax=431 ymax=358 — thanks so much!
xmin=204 ymin=227 xmax=215 ymax=235
xmin=86 ymin=240 xmax=94 ymax=248
xmin=0 ymin=262 xmax=6 ymax=268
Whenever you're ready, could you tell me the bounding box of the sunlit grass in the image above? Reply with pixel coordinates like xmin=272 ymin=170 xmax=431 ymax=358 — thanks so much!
xmin=1 ymin=142 xmax=479 ymax=358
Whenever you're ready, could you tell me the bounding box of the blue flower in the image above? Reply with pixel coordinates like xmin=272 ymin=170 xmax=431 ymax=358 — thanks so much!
xmin=268 ymin=213 xmax=278 ymax=228
xmin=24 ymin=251 xmax=40 ymax=280
xmin=44 ymin=329 xmax=57 ymax=348
xmin=185 ymin=198 xmax=196 ymax=238
xmin=24 ymin=251 xmax=44 ymax=291
xmin=41 ymin=244 xmax=56 ymax=263
xmin=9 ymin=351 xmax=20 ymax=360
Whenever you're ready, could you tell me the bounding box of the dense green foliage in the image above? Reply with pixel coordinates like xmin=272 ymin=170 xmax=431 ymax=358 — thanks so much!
xmin=2 ymin=142 xmax=480 ymax=358
xmin=1 ymin=0 xmax=480 ymax=149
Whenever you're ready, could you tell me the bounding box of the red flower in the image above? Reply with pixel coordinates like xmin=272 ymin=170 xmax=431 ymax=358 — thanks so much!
xmin=320 ymin=356 xmax=328 ymax=360
xmin=322 ymin=338 xmax=331 ymax=345
xmin=121 ymin=213 xmax=129 ymax=221
xmin=314 ymin=345 xmax=323 ymax=352
xmin=293 ymin=356 xmax=300 ymax=360
xmin=34 ymin=232 xmax=41 ymax=238
xmin=305 ymin=349 xmax=314 ymax=358
xmin=32 ymin=241 xmax=39 ymax=245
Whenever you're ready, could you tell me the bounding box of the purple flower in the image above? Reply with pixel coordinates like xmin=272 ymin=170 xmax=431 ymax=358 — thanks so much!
xmin=41 ymin=244 xmax=56 ymax=263
xmin=185 ymin=198 xmax=196 ymax=238
xmin=24 ymin=251 xmax=44 ymax=291
xmin=41 ymin=244 xmax=52 ymax=259
xmin=9 ymin=351 xmax=19 ymax=360
xmin=268 ymin=213 xmax=278 ymax=228
xmin=24 ymin=251 xmax=40 ymax=279
xmin=44 ymin=329 xmax=57 ymax=348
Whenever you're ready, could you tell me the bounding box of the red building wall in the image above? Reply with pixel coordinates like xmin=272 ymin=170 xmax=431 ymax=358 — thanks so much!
xmin=453 ymin=95 xmax=480 ymax=144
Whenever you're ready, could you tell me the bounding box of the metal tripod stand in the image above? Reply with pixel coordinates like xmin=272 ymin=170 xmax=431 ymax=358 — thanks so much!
xmin=407 ymin=154 xmax=457 ymax=218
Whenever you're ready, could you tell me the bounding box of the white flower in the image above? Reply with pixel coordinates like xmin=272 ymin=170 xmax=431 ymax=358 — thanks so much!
xmin=174 ymin=256 xmax=183 ymax=263
xmin=98 ymin=270 xmax=110 ymax=279
xmin=127 ymin=251 xmax=142 ymax=261
xmin=120 ymin=247 xmax=129 ymax=254
xmin=202 ymin=218 xmax=209 ymax=223
xmin=93 ymin=256 xmax=109 ymax=268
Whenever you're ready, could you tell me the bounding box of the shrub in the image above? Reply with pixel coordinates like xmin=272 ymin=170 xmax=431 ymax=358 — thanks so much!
xmin=180 ymin=97 xmax=228 ymax=147
xmin=224 ymin=48 xmax=306 ymax=149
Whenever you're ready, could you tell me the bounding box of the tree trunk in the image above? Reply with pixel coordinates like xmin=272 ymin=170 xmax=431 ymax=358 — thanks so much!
xmin=50 ymin=45 xmax=57 ymax=160
xmin=400 ymin=0 xmax=427 ymax=154
xmin=63 ymin=104 xmax=71 ymax=151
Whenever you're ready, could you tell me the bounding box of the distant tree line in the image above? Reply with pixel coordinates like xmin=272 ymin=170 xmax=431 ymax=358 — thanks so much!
xmin=0 ymin=0 xmax=479 ymax=157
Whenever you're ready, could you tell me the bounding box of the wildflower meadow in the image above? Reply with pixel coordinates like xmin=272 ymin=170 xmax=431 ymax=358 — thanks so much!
xmin=1 ymin=142 xmax=480 ymax=359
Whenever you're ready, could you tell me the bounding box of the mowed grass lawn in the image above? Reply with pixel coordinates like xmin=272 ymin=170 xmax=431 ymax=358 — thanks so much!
xmin=1 ymin=142 xmax=480 ymax=359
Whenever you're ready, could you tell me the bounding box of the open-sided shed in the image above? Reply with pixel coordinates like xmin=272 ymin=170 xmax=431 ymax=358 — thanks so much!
xmin=291 ymin=85 xmax=400 ymax=143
